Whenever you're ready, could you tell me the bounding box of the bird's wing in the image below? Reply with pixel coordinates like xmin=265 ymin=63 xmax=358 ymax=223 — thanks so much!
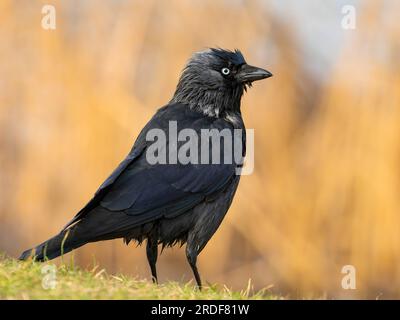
xmin=62 ymin=107 xmax=162 ymax=230
xmin=100 ymin=158 xmax=236 ymax=216
xmin=62 ymin=146 xmax=145 ymax=230
xmin=64 ymin=103 xmax=244 ymax=229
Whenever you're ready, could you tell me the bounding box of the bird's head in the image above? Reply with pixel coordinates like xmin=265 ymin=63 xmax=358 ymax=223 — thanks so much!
xmin=171 ymin=48 xmax=272 ymax=118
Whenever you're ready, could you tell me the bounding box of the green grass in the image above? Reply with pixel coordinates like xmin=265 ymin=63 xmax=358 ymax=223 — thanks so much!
xmin=0 ymin=254 xmax=277 ymax=300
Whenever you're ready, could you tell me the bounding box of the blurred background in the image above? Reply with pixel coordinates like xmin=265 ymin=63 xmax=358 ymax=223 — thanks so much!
xmin=1 ymin=0 xmax=399 ymax=299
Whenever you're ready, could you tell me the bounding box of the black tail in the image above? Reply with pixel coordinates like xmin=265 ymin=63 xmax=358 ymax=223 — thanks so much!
xmin=19 ymin=206 xmax=146 ymax=261
xmin=19 ymin=225 xmax=89 ymax=261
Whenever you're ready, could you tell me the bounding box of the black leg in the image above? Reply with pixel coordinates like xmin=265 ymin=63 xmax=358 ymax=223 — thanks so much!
xmin=146 ymin=238 xmax=158 ymax=283
xmin=186 ymin=244 xmax=202 ymax=290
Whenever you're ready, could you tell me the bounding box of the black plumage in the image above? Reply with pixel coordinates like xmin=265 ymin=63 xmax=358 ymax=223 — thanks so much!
xmin=19 ymin=48 xmax=272 ymax=288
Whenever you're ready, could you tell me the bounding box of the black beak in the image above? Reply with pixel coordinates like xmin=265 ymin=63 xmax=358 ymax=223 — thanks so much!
xmin=237 ymin=64 xmax=273 ymax=83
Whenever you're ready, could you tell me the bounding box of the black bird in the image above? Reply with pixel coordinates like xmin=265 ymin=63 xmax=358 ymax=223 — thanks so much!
xmin=19 ymin=48 xmax=272 ymax=288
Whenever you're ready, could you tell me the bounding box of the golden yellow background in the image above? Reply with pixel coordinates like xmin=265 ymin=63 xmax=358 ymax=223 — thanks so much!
xmin=1 ymin=0 xmax=399 ymax=298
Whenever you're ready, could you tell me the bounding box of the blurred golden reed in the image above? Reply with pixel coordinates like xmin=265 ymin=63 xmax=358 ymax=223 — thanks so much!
xmin=1 ymin=0 xmax=399 ymax=298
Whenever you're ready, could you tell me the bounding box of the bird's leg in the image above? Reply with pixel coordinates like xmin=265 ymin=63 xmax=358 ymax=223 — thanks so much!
xmin=146 ymin=238 xmax=158 ymax=284
xmin=186 ymin=244 xmax=202 ymax=290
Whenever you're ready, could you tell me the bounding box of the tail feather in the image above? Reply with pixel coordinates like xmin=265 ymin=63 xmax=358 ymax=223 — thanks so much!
xmin=19 ymin=227 xmax=87 ymax=261
xmin=19 ymin=206 xmax=146 ymax=262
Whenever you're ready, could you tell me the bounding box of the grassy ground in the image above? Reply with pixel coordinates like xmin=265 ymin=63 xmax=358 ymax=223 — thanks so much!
xmin=0 ymin=254 xmax=277 ymax=300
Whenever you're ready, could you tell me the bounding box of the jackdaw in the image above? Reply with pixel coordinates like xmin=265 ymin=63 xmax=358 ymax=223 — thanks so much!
xmin=20 ymin=48 xmax=272 ymax=288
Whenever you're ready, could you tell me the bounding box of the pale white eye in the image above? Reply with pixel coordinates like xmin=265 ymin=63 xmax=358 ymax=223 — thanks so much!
xmin=221 ymin=67 xmax=230 ymax=75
